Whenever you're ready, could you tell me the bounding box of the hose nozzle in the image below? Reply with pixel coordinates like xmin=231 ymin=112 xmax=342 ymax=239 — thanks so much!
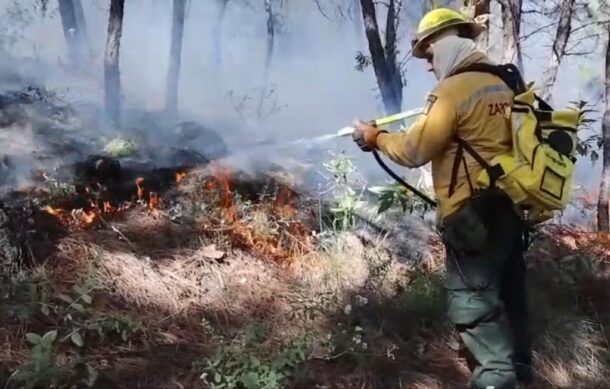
xmin=335 ymin=107 xmax=423 ymax=137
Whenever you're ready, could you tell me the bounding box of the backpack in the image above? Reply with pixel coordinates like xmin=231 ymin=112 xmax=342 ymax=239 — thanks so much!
xmin=449 ymin=63 xmax=581 ymax=223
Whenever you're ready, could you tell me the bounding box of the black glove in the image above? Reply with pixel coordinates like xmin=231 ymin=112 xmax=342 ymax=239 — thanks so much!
xmin=353 ymin=130 xmax=372 ymax=152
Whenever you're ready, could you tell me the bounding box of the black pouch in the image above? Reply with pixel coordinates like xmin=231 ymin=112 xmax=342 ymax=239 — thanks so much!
xmin=441 ymin=188 xmax=513 ymax=290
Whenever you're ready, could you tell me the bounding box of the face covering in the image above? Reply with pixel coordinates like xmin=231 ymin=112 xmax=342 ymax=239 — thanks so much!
xmin=429 ymin=35 xmax=478 ymax=81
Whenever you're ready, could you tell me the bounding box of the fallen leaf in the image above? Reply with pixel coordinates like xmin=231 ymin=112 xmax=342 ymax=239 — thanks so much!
xmin=201 ymin=244 xmax=225 ymax=260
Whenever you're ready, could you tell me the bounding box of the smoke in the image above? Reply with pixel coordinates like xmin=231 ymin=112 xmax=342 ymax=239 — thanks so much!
xmin=0 ymin=0 xmax=604 ymax=223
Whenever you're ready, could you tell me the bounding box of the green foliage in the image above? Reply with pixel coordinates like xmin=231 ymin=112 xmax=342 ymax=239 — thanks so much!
xmin=322 ymin=152 xmax=357 ymax=186
xmin=57 ymin=284 xmax=142 ymax=347
xmin=369 ymin=183 xmax=415 ymax=214
xmin=8 ymin=330 xmax=66 ymax=388
xmin=403 ymin=270 xmax=446 ymax=319
xmin=330 ymin=189 xmax=365 ymax=231
xmin=1 ymin=271 xmax=52 ymax=323
xmin=7 ymin=330 xmax=98 ymax=389
xmin=243 ymin=322 xmax=270 ymax=346
xmin=323 ymin=152 xmax=366 ymax=231
xmin=199 ymin=336 xmax=311 ymax=389
xmin=368 ymin=182 xmax=433 ymax=216
xmin=103 ymin=136 xmax=137 ymax=158
xmin=570 ymin=100 xmax=602 ymax=164
xmin=328 ymin=324 xmax=369 ymax=354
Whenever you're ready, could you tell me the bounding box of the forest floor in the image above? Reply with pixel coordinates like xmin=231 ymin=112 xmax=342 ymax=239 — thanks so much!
xmin=0 ymin=87 xmax=609 ymax=389
xmin=0 ymin=160 xmax=609 ymax=389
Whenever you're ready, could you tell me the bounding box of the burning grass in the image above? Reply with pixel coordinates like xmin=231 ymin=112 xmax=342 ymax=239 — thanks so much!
xmin=35 ymin=159 xmax=318 ymax=264
xmin=2 ymin=155 xmax=610 ymax=388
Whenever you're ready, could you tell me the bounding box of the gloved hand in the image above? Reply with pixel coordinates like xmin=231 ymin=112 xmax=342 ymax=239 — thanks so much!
xmin=352 ymin=120 xmax=387 ymax=152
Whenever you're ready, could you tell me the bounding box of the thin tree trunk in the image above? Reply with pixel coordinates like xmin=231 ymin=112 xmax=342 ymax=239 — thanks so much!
xmin=257 ymin=0 xmax=275 ymax=117
xmin=264 ymin=0 xmax=274 ymax=74
xmin=72 ymin=0 xmax=89 ymax=54
xmin=500 ymin=0 xmax=524 ymax=73
xmin=104 ymin=0 xmax=125 ymax=128
xmin=165 ymin=0 xmax=186 ymax=116
xmin=58 ymin=0 xmax=82 ymax=65
xmin=352 ymin=0 xmax=364 ymax=46
xmin=360 ymin=0 xmax=401 ymax=114
xmin=598 ymin=27 xmax=610 ymax=232
xmin=538 ymin=0 xmax=575 ymax=102
xmin=473 ymin=0 xmax=490 ymax=51
xmin=384 ymin=0 xmax=403 ymax=111
xmin=214 ymin=0 xmax=229 ymax=66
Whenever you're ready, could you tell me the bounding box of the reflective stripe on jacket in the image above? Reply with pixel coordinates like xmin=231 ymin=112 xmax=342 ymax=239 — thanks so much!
xmin=376 ymin=52 xmax=514 ymax=224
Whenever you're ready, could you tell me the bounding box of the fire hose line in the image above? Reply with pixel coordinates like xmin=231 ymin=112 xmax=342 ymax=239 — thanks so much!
xmin=372 ymin=150 xmax=437 ymax=208
xmin=340 ymin=107 xmax=438 ymax=209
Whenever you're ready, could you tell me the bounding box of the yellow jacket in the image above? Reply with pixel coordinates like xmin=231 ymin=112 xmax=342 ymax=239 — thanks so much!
xmin=376 ymin=52 xmax=514 ymax=224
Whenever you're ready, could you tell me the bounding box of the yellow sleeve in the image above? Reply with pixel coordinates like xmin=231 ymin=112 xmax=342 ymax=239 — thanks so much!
xmin=376 ymin=91 xmax=457 ymax=168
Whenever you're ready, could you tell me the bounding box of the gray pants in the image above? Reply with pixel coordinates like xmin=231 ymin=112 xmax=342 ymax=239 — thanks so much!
xmin=441 ymin=189 xmax=531 ymax=389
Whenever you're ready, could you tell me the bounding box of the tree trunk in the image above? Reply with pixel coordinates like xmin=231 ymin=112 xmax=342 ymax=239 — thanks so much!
xmin=473 ymin=0 xmax=490 ymax=51
xmin=58 ymin=0 xmax=88 ymax=66
xmin=360 ymin=0 xmax=401 ymax=114
xmin=72 ymin=0 xmax=89 ymax=51
xmin=384 ymin=0 xmax=403 ymax=112
xmin=214 ymin=0 xmax=229 ymax=66
xmin=165 ymin=0 xmax=186 ymax=116
xmin=538 ymin=0 xmax=575 ymax=102
xmin=500 ymin=0 xmax=524 ymax=73
xmin=104 ymin=0 xmax=125 ymax=128
xmin=598 ymin=27 xmax=610 ymax=232
xmin=352 ymin=0 xmax=364 ymax=46
xmin=264 ymin=0 xmax=274 ymax=74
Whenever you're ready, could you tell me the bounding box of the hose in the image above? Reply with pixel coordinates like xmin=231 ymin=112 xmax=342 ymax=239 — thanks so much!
xmin=372 ymin=150 xmax=437 ymax=208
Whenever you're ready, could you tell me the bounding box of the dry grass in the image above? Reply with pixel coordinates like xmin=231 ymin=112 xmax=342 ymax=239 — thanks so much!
xmin=3 ymin=164 xmax=610 ymax=388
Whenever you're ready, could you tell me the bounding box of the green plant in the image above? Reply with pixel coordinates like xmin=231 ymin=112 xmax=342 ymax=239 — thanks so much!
xmin=7 ymin=330 xmax=97 ymax=389
xmin=568 ymin=100 xmax=601 ymax=164
xmin=328 ymin=324 xmax=369 ymax=355
xmin=403 ymin=270 xmax=446 ymax=320
xmin=368 ymin=182 xmax=431 ymax=215
xmin=322 ymin=152 xmax=366 ymax=231
xmin=103 ymin=136 xmax=137 ymax=158
xmin=199 ymin=336 xmax=311 ymax=389
xmin=322 ymin=152 xmax=358 ymax=188
xmin=62 ymin=314 xmax=142 ymax=349
xmin=330 ymin=190 xmax=365 ymax=231
xmin=1 ymin=270 xmax=52 ymax=323
xmin=7 ymin=330 xmax=66 ymax=388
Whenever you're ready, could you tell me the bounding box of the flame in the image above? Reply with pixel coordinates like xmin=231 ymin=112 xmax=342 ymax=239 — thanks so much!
xmin=198 ymin=164 xmax=314 ymax=260
xmin=205 ymin=164 xmax=235 ymax=219
xmin=41 ymin=161 xmax=314 ymax=261
xmin=82 ymin=211 xmax=96 ymax=224
xmin=136 ymin=177 xmax=145 ymax=200
xmin=175 ymin=172 xmax=187 ymax=183
xmin=44 ymin=205 xmax=61 ymax=216
xmin=44 ymin=205 xmax=97 ymax=226
xmin=103 ymin=201 xmax=114 ymax=213
xmin=149 ymin=192 xmax=160 ymax=210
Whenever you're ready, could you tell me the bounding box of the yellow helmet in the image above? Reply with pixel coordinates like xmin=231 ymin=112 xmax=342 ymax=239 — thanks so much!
xmin=411 ymin=8 xmax=485 ymax=59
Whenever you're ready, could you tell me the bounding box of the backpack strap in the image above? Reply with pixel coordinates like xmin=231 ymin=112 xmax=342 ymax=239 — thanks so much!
xmin=448 ymin=137 xmax=505 ymax=197
xmin=447 ymin=62 xmax=522 ymax=198
xmin=451 ymin=62 xmax=527 ymax=95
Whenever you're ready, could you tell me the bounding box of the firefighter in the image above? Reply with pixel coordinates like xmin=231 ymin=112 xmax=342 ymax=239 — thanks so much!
xmin=352 ymin=8 xmax=532 ymax=389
